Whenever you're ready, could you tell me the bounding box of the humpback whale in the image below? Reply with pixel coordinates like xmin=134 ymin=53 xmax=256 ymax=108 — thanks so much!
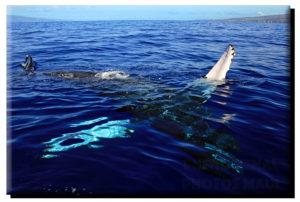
xmin=22 ymin=44 xmax=236 ymax=81
xmin=26 ymin=44 xmax=242 ymax=175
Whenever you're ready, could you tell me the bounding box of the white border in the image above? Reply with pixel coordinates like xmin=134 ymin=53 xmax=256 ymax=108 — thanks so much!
xmin=1 ymin=0 xmax=297 ymax=5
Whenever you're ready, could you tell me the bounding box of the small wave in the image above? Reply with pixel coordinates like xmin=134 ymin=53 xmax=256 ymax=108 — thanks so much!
xmin=7 ymin=20 xmax=291 ymax=195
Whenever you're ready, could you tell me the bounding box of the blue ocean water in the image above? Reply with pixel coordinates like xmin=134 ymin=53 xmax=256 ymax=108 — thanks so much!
xmin=7 ymin=20 xmax=292 ymax=196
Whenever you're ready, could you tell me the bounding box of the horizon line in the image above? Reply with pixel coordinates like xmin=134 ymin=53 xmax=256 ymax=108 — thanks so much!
xmin=7 ymin=13 xmax=289 ymax=22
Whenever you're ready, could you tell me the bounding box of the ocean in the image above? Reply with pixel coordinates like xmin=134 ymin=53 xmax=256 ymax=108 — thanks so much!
xmin=7 ymin=20 xmax=292 ymax=196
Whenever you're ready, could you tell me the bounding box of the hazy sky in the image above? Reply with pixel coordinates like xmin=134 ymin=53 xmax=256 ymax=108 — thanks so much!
xmin=7 ymin=5 xmax=290 ymax=20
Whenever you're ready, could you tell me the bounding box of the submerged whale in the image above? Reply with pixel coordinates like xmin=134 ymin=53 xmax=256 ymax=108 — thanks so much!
xmin=22 ymin=44 xmax=241 ymax=176
xmin=22 ymin=44 xmax=236 ymax=81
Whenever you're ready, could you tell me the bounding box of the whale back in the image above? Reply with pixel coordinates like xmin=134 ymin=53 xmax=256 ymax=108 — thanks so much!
xmin=205 ymin=44 xmax=236 ymax=80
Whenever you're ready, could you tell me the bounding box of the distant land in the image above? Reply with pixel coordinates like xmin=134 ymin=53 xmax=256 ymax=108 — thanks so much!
xmin=7 ymin=14 xmax=290 ymax=23
xmin=7 ymin=15 xmax=64 ymax=23
xmin=218 ymin=14 xmax=289 ymax=23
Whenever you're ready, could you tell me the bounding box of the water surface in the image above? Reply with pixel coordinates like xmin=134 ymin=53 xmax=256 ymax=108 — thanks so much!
xmin=7 ymin=20 xmax=292 ymax=196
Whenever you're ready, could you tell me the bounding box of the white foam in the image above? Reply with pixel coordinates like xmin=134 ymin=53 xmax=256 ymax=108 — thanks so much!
xmin=94 ymin=70 xmax=129 ymax=80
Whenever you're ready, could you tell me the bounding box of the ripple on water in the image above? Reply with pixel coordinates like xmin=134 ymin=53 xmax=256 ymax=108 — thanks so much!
xmin=7 ymin=20 xmax=291 ymax=195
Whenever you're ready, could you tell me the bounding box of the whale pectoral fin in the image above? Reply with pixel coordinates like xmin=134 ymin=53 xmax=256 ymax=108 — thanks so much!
xmin=205 ymin=44 xmax=236 ymax=80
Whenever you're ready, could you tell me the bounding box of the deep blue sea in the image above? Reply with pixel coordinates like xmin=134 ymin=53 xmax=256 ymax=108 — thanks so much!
xmin=7 ymin=20 xmax=292 ymax=196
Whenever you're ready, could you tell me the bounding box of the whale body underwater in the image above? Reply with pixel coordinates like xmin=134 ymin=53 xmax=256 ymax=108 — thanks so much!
xmin=21 ymin=44 xmax=242 ymax=175
xmin=22 ymin=44 xmax=236 ymax=81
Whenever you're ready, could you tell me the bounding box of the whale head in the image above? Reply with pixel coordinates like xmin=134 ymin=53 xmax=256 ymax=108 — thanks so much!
xmin=205 ymin=44 xmax=236 ymax=80
xmin=21 ymin=54 xmax=35 ymax=72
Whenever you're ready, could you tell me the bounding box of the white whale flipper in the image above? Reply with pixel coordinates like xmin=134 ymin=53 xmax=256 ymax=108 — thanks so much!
xmin=205 ymin=44 xmax=236 ymax=80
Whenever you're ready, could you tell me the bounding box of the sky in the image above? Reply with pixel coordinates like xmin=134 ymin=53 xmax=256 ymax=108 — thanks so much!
xmin=6 ymin=5 xmax=290 ymax=21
